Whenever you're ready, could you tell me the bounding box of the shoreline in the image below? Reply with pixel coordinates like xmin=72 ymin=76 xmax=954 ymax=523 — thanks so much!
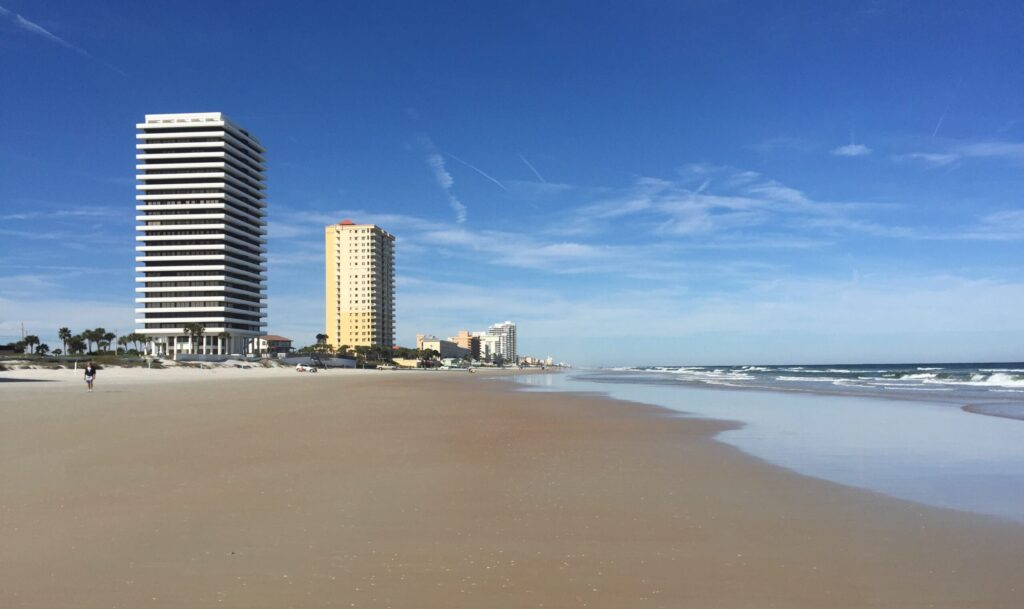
xmin=567 ymin=368 xmax=1024 ymax=421
xmin=2 ymin=371 xmax=1022 ymax=607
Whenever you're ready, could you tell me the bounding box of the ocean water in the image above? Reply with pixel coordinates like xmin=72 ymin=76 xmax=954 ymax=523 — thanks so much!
xmin=514 ymin=364 xmax=1024 ymax=523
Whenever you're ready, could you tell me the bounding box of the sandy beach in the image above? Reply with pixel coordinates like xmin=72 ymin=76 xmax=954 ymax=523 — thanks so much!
xmin=1 ymin=368 xmax=1022 ymax=608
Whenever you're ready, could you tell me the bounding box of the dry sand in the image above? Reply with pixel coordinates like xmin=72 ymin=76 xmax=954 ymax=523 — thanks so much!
xmin=1 ymin=368 xmax=1022 ymax=608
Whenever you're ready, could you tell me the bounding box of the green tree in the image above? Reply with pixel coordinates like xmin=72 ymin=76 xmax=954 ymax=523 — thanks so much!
xmin=80 ymin=328 xmax=97 ymax=353
xmin=68 ymin=335 xmax=86 ymax=355
xmin=89 ymin=328 xmax=107 ymax=353
xmin=23 ymin=335 xmax=40 ymax=355
xmin=182 ymin=323 xmax=206 ymax=355
xmin=117 ymin=335 xmax=129 ymax=353
xmin=58 ymin=327 xmax=71 ymax=355
xmin=36 ymin=343 xmax=50 ymax=356
xmin=52 ymin=348 xmax=63 ymax=356
xmin=102 ymin=331 xmax=116 ymax=353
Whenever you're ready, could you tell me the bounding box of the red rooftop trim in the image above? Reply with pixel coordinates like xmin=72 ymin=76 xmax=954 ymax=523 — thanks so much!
xmin=340 ymin=219 xmax=355 ymax=225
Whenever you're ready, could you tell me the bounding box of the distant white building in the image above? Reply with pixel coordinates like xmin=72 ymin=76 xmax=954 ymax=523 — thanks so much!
xmin=487 ymin=321 xmax=517 ymax=363
xmin=475 ymin=333 xmax=503 ymax=363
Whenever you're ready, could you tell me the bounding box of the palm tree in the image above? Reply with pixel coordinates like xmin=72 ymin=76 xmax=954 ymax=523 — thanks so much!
xmin=52 ymin=348 xmax=63 ymax=356
xmin=58 ymin=327 xmax=71 ymax=355
xmin=182 ymin=323 xmax=205 ymax=355
xmin=353 ymin=345 xmax=370 ymax=367
xmin=36 ymin=343 xmax=49 ymax=356
xmin=23 ymin=335 xmax=40 ymax=355
xmin=117 ymin=335 xmax=129 ymax=353
xmin=68 ymin=335 xmax=86 ymax=355
xmin=80 ymin=329 xmax=96 ymax=353
xmin=103 ymin=331 xmax=116 ymax=353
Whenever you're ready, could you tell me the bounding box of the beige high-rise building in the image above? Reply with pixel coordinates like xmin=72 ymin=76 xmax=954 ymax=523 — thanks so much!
xmin=325 ymin=219 xmax=395 ymax=349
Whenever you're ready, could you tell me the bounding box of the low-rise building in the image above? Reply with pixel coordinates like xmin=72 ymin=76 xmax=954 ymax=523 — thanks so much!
xmin=419 ymin=336 xmax=470 ymax=359
xmin=448 ymin=330 xmax=481 ymax=360
xmin=259 ymin=335 xmax=293 ymax=356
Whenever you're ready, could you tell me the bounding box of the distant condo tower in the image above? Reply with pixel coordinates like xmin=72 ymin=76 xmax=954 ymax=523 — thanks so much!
xmin=325 ymin=220 xmax=396 ymax=349
xmin=487 ymin=321 xmax=517 ymax=363
xmin=134 ymin=112 xmax=267 ymax=357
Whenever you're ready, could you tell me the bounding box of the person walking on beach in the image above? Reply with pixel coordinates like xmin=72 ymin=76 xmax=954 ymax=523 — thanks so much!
xmin=84 ymin=362 xmax=97 ymax=392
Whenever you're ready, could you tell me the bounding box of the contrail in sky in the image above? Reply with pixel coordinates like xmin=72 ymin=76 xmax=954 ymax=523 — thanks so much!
xmin=446 ymin=153 xmax=507 ymax=191
xmin=932 ymin=78 xmax=963 ymax=137
xmin=0 ymin=4 xmax=127 ymax=76
xmin=518 ymin=153 xmax=547 ymax=183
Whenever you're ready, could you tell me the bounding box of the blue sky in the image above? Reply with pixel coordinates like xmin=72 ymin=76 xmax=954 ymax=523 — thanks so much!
xmin=1 ymin=1 xmax=1023 ymax=366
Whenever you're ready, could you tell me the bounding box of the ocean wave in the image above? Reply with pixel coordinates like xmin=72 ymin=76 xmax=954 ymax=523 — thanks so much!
xmin=921 ymin=373 xmax=1024 ymax=388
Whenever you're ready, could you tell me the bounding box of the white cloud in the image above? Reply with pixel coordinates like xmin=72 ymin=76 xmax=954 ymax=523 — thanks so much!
xmin=957 ymin=141 xmax=1024 ymax=161
xmin=424 ymin=148 xmax=467 ymax=223
xmin=831 ymin=143 xmax=872 ymax=157
xmin=426 ymin=152 xmax=454 ymax=189
xmin=898 ymin=140 xmax=1024 ymax=169
xmin=389 ymin=272 xmax=1024 ymax=366
xmin=896 ymin=152 xmax=961 ymax=168
xmin=958 ymin=209 xmax=1024 ymax=241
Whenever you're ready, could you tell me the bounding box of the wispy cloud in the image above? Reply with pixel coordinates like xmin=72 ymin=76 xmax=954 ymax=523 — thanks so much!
xmin=831 ymin=143 xmax=872 ymax=157
xmin=895 ymin=152 xmax=960 ymax=168
xmin=898 ymin=140 xmax=1024 ymax=169
xmin=415 ymin=137 xmax=470 ymax=223
xmin=560 ymin=165 xmax=900 ymax=242
xmin=426 ymin=152 xmax=467 ymax=223
xmin=0 ymin=5 xmax=127 ymax=76
xmin=957 ymin=209 xmax=1024 ymax=241
xmin=0 ymin=207 xmax=124 ymax=221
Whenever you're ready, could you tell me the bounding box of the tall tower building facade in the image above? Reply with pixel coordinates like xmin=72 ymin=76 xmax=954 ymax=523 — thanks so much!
xmin=134 ymin=112 xmax=267 ymax=357
xmin=325 ymin=220 xmax=396 ymax=349
xmin=487 ymin=321 xmax=517 ymax=363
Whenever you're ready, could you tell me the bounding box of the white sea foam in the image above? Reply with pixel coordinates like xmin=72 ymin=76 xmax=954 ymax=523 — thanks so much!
xmin=921 ymin=373 xmax=1024 ymax=389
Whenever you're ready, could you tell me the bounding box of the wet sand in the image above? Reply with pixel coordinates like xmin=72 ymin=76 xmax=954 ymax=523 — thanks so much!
xmin=1 ymin=369 xmax=1022 ymax=608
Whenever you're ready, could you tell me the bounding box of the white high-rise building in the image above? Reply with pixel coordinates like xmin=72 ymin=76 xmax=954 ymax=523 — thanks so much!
xmin=134 ymin=112 xmax=267 ymax=357
xmin=487 ymin=321 xmax=517 ymax=363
